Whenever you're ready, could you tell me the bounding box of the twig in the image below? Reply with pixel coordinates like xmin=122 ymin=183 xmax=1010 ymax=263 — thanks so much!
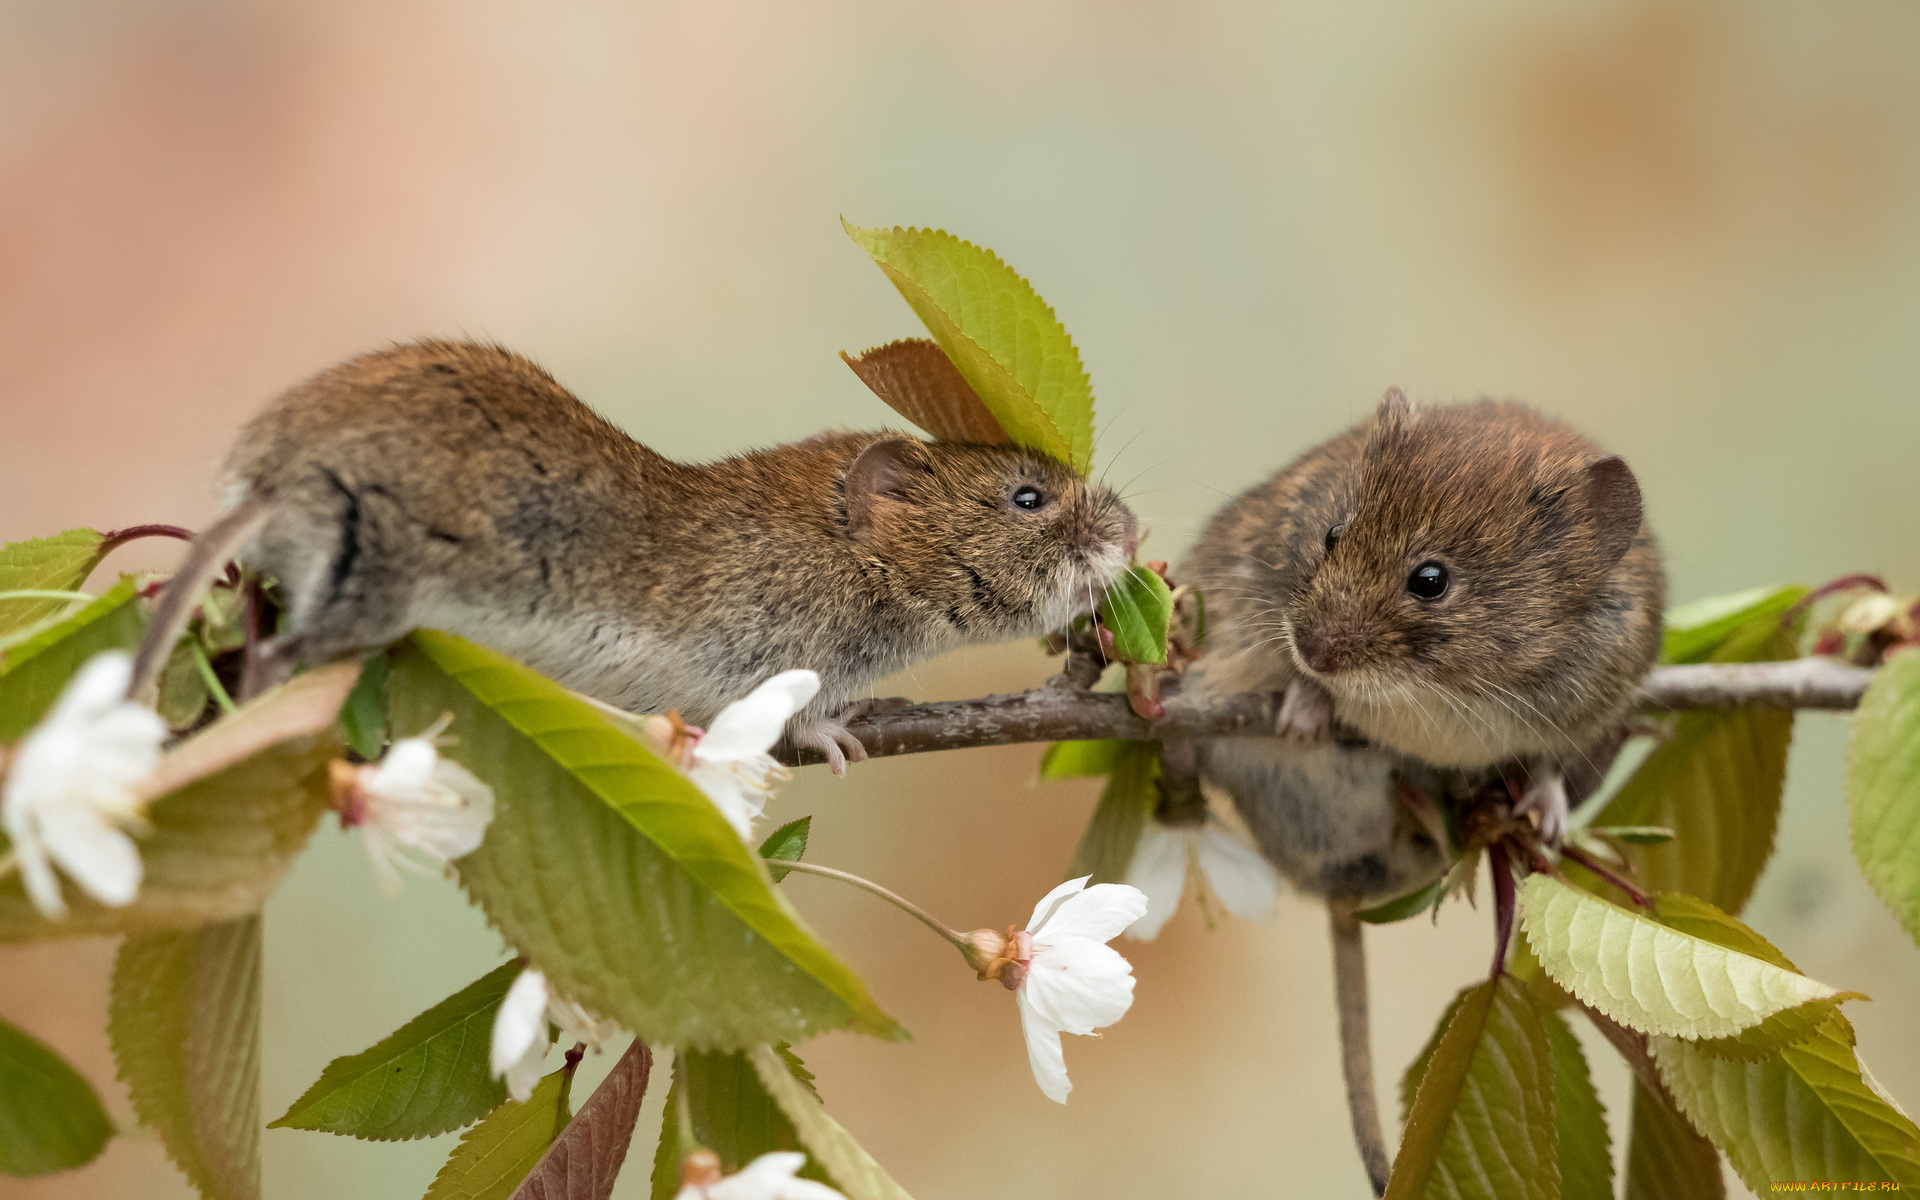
xmin=776 ymin=657 xmax=1877 ymax=766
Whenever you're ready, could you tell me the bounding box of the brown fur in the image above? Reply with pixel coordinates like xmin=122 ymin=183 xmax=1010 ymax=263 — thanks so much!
xmin=184 ymin=340 xmax=1134 ymax=747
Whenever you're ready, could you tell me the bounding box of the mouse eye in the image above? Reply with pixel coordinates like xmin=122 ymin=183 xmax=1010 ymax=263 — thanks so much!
xmin=1407 ymin=562 xmax=1450 ymax=601
xmin=1324 ymin=523 xmax=1345 ymax=552
xmin=1011 ymin=485 xmax=1046 ymax=511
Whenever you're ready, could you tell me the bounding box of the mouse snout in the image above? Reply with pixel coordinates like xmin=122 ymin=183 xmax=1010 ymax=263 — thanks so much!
xmin=1295 ymin=627 xmax=1359 ymax=674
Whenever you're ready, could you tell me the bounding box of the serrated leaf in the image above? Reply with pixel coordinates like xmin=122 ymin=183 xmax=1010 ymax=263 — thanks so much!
xmin=508 ymin=1039 xmax=653 ymax=1200
xmin=340 ymin=652 xmax=390 ymax=760
xmin=758 ymin=817 xmax=811 ymax=884
xmin=271 ymin=961 xmax=519 ymax=1140
xmin=840 ymin=340 xmax=1013 ymax=446
xmin=1660 ymin=584 xmax=1806 ymax=665
xmin=110 ymin=914 xmax=263 ymax=1200
xmin=749 ymin=1045 xmax=914 ymax=1200
xmin=1357 ymin=876 xmax=1448 ymax=925
xmin=1098 ymin=566 xmax=1171 ymax=666
xmin=1543 ymin=1010 xmax=1611 ymax=1200
xmin=1847 ymin=645 xmax=1920 ymax=948
xmin=1586 ymin=609 xmax=1800 ymax=914
xmin=1385 ymin=975 xmax=1558 ymax=1200
xmin=844 ymin=221 xmax=1093 ymax=472
xmin=1653 ymin=1015 xmax=1920 ymax=1191
xmin=0 ymin=529 xmax=107 ymax=635
xmin=1066 ymin=741 xmax=1159 ymax=885
xmin=647 ymin=1047 xmax=835 ymax=1200
xmin=424 ymin=1063 xmax=574 ymax=1200
xmin=1518 ymin=875 xmax=1843 ymax=1040
xmin=388 ymin=631 xmax=901 ymax=1050
xmin=1401 ymin=988 xmax=1474 ymax=1124
xmin=0 ymin=1013 xmax=113 ymax=1176
xmin=1647 ymin=893 xmax=1862 ymax=1061
xmin=0 ymin=578 xmax=144 ymax=742
xmin=1038 ymin=739 xmax=1128 ymax=781
xmin=1622 ymin=1079 xmax=1723 ymax=1200
xmin=0 ymin=668 xmax=347 ymax=941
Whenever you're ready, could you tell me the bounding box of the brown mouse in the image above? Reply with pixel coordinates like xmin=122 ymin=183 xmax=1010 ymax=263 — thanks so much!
xmin=131 ymin=339 xmax=1136 ymax=767
xmin=1184 ymin=387 xmax=1663 ymax=840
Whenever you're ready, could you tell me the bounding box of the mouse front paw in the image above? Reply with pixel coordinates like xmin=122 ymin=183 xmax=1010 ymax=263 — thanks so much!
xmin=1276 ymin=679 xmax=1335 ymax=741
xmin=1514 ymin=763 xmax=1570 ymax=846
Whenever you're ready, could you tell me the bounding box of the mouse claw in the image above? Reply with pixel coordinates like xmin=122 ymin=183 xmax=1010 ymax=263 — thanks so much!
xmin=1276 ymin=679 xmax=1334 ymax=741
xmin=806 ymin=718 xmax=869 ymax=777
xmin=1514 ymin=765 xmax=1570 ymax=847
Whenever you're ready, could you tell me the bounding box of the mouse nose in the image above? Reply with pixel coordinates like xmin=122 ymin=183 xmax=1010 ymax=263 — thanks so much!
xmin=1296 ymin=629 xmax=1342 ymax=674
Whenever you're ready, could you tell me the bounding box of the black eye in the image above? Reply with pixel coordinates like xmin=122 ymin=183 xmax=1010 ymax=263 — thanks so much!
xmin=1324 ymin=523 xmax=1345 ymax=552
xmin=1011 ymin=485 xmax=1045 ymax=511
xmin=1407 ymin=562 xmax=1449 ymax=601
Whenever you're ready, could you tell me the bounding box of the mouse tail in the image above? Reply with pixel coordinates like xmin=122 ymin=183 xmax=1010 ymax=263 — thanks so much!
xmin=1330 ymin=897 xmax=1392 ymax=1197
xmin=128 ymin=492 xmax=272 ymax=704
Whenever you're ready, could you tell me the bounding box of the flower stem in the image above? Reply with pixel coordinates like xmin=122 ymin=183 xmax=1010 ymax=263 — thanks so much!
xmin=0 ymin=590 xmax=96 ymax=604
xmin=776 ymin=860 xmax=970 ymax=951
xmin=188 ymin=639 xmax=238 ymax=715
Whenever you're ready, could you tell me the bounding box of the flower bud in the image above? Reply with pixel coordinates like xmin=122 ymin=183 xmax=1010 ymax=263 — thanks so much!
xmin=680 ymin=1149 xmax=724 ymax=1188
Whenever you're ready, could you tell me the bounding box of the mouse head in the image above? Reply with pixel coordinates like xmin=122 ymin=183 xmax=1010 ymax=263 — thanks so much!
xmin=1284 ymin=390 xmax=1652 ymax=705
xmin=843 ymin=436 xmax=1136 ymax=641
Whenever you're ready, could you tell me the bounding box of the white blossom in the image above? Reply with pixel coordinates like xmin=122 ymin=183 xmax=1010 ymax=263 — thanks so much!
xmin=675 ymin=1151 xmax=846 ymax=1200
xmin=687 ymin=670 xmax=819 ymax=841
xmin=1 ymin=651 xmax=164 ymax=919
xmin=1123 ymin=819 xmax=1280 ymax=941
xmin=1005 ymin=876 xmax=1148 ymax=1104
xmin=332 ymin=722 xmax=494 ymax=894
xmin=487 ymin=968 xmax=621 ymax=1103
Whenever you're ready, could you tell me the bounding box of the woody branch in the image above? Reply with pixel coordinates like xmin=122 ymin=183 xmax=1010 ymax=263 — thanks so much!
xmin=777 ymin=657 xmax=1876 ymax=767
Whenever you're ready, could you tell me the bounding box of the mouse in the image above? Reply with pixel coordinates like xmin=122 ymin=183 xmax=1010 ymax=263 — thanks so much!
xmin=1181 ymin=387 xmax=1664 ymax=842
xmin=130 ymin=339 xmax=1137 ymax=769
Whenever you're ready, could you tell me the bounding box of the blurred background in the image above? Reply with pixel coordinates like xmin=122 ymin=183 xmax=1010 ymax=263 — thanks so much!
xmin=4 ymin=0 xmax=1920 ymax=1196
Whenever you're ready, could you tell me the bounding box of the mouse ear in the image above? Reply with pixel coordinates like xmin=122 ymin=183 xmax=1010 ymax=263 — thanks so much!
xmin=1583 ymin=455 xmax=1643 ymax=570
xmin=841 ymin=340 xmax=1013 ymax=446
xmin=1375 ymin=387 xmax=1417 ymax=434
xmin=845 ymin=436 xmax=927 ymax=540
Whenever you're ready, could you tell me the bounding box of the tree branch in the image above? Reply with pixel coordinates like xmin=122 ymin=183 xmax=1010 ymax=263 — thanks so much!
xmin=778 ymin=657 xmax=1875 ymax=767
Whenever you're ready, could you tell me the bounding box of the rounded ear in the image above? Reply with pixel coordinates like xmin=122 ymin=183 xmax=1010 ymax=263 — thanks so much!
xmin=1375 ymin=387 xmax=1415 ymax=432
xmin=1583 ymin=455 xmax=1643 ymax=570
xmin=844 ymin=436 xmax=927 ymax=540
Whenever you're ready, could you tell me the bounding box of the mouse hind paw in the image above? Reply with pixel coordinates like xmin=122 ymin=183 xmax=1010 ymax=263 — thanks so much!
xmin=790 ymin=715 xmax=869 ymax=776
xmin=1515 ymin=764 xmax=1570 ymax=846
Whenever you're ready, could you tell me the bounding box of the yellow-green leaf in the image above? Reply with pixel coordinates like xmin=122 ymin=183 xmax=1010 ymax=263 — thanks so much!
xmin=1518 ymin=875 xmax=1842 ymax=1040
xmin=1622 ymin=1079 xmax=1723 ymax=1200
xmin=424 ymin=1063 xmax=574 ymax=1200
xmin=1066 ymin=742 xmax=1160 ymax=885
xmin=1038 ymin=738 xmax=1128 ymax=781
xmin=844 ymin=221 xmax=1093 ymax=472
xmin=1659 ymin=584 xmax=1805 ymax=665
xmin=0 ymin=1014 xmax=113 ymax=1176
xmin=1847 ymin=645 xmax=1920 ymax=948
xmin=1098 ymin=566 xmax=1171 ymax=666
xmin=0 ymin=529 xmax=107 ymax=635
xmin=0 ymin=578 xmax=144 ymax=742
xmin=748 ymin=1045 xmax=915 ymax=1200
xmin=1544 ymin=1010 xmax=1611 ymax=1200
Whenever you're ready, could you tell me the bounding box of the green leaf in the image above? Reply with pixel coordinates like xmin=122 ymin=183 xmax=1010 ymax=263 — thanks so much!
xmin=1622 ymin=1079 xmax=1723 ymax=1200
xmin=1586 ymin=604 xmax=1801 ymax=913
xmin=1098 ymin=566 xmax=1171 ymax=666
xmin=389 ymin=631 xmax=902 ymax=1049
xmin=0 ymin=529 xmax=107 ymax=636
xmin=1385 ymin=976 xmax=1558 ymax=1200
xmin=271 ymin=961 xmax=519 ymax=1140
xmin=1399 ymin=988 xmax=1473 ymax=1123
xmin=1660 ymin=584 xmax=1806 ymax=665
xmin=1586 ymin=826 xmax=1675 ymax=846
xmin=1543 ymin=1010 xmax=1611 ymax=1200
xmin=109 ymin=914 xmax=263 ymax=1200
xmin=0 ymin=1014 xmax=113 ymax=1176
xmin=748 ymin=1045 xmax=916 ymax=1200
xmin=1847 ymin=645 xmax=1920 ymax=948
xmin=340 ymin=652 xmax=391 ymax=760
xmin=0 ymin=578 xmax=144 ymax=742
xmin=1356 ymin=876 xmax=1447 ymax=925
xmin=0 ymin=709 xmax=337 ymax=942
xmin=1653 ymin=1015 xmax=1920 ymax=1191
xmin=1038 ymin=739 xmax=1129 ymax=781
xmin=424 ymin=1063 xmax=574 ymax=1200
xmin=758 ymin=817 xmax=811 ymax=884
xmin=1518 ymin=875 xmax=1844 ymax=1040
xmin=507 ymin=1039 xmax=653 ymax=1200
xmin=843 ymin=221 xmax=1094 ymax=472
xmin=647 ymin=1047 xmax=836 ymax=1200
xmin=1066 ymin=742 xmax=1160 ymax=885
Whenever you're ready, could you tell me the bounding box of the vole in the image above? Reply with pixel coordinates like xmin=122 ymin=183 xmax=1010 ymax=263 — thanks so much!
xmin=1183 ymin=387 xmax=1664 ymax=842
xmin=131 ymin=340 xmax=1136 ymax=768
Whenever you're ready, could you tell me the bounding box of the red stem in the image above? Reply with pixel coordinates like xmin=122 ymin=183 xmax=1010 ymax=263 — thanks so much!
xmin=1560 ymin=842 xmax=1653 ymax=908
xmin=99 ymin=524 xmax=194 ymax=553
xmin=1489 ymin=841 xmax=1516 ymax=978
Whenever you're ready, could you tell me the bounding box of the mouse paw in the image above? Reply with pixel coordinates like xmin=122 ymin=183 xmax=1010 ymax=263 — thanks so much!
xmin=1276 ymin=679 xmax=1334 ymax=741
xmin=1515 ymin=764 xmax=1569 ymax=846
xmin=793 ymin=717 xmax=868 ymax=776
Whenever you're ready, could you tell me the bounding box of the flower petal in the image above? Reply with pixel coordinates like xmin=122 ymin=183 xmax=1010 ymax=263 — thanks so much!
xmin=1034 ymin=882 xmax=1149 ymax=946
xmin=1195 ymin=826 xmax=1280 ymax=922
xmin=490 ymin=969 xmax=551 ymax=1081
xmin=44 ymin=651 xmax=136 ymax=726
xmin=38 ymin=804 xmax=142 ymax=907
xmin=370 ymin=737 xmax=441 ymax=795
xmin=1016 ymin=990 xmax=1073 ymax=1104
xmin=8 ymin=814 xmax=67 ymax=919
xmin=1022 ymin=937 xmax=1137 ymax=1035
xmin=688 ymin=767 xmax=761 ymax=841
xmin=696 ymin=671 xmax=820 ymax=763
xmin=1025 ymin=875 xmax=1091 ymax=933
xmin=712 ymin=1152 xmax=847 ymax=1200
xmin=1122 ymin=824 xmax=1189 ymax=940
